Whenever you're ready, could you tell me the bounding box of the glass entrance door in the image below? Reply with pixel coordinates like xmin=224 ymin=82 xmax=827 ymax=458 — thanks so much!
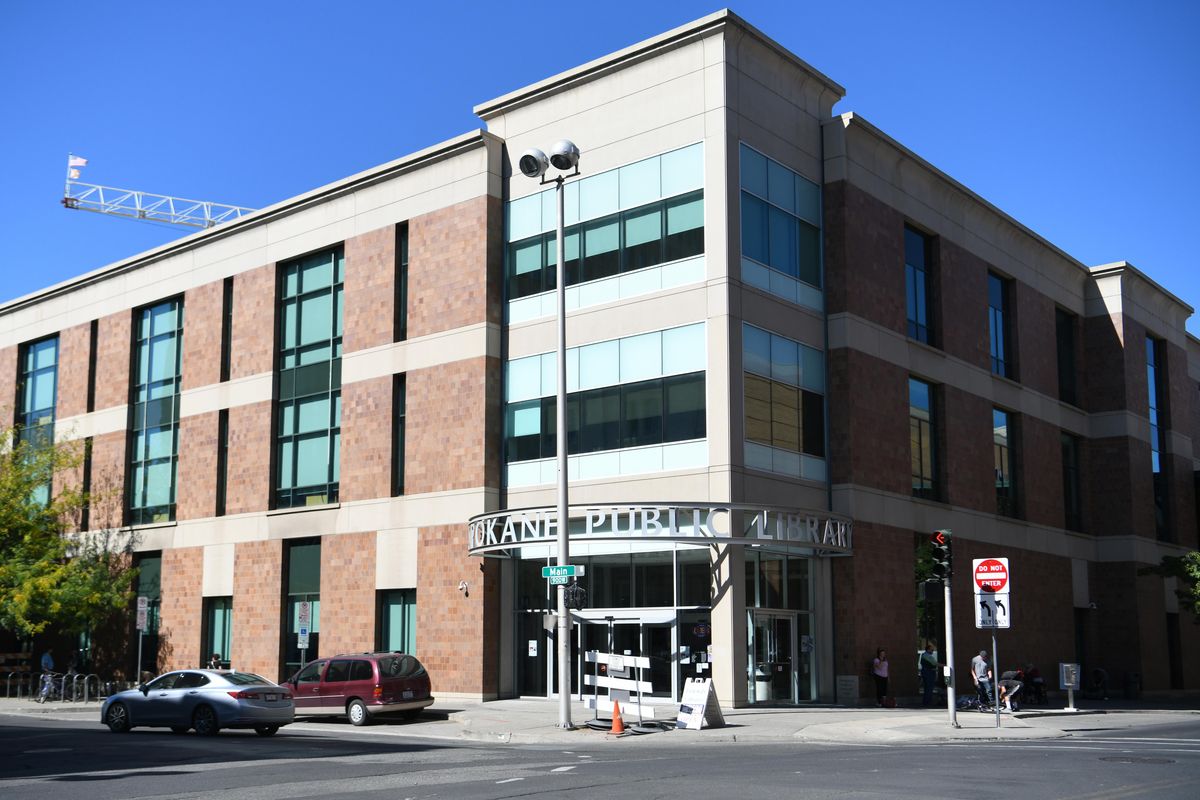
xmin=749 ymin=610 xmax=796 ymax=704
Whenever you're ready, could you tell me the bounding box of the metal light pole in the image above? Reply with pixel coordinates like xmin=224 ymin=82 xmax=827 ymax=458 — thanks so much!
xmin=518 ymin=140 xmax=580 ymax=730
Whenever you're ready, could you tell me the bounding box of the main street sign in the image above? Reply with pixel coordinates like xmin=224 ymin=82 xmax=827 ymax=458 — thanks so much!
xmin=542 ymin=565 xmax=584 ymax=579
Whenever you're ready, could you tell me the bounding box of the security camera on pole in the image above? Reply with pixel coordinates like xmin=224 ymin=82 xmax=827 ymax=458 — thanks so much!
xmin=519 ymin=139 xmax=581 ymax=730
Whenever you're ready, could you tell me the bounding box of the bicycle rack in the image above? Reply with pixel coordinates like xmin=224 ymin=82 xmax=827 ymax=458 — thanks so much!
xmin=75 ymin=674 xmax=99 ymax=702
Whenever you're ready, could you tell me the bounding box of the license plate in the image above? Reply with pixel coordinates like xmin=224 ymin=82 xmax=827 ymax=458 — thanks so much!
xmin=265 ymin=693 xmax=277 ymax=702
xmin=402 ymin=690 xmax=413 ymax=699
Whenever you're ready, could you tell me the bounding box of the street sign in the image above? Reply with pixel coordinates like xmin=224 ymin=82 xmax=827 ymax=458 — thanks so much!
xmin=973 ymin=558 xmax=1008 ymax=593
xmin=973 ymin=558 xmax=1011 ymax=629
xmin=548 ymin=575 xmax=570 ymax=586
xmin=542 ymin=565 xmax=585 ymax=579
xmin=136 ymin=595 xmax=149 ymax=632
xmin=297 ymin=626 xmax=310 ymax=650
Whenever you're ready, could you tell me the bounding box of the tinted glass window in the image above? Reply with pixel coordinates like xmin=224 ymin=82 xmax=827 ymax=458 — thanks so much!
xmin=223 ymin=672 xmax=271 ymax=686
xmin=174 ymin=673 xmax=210 ymax=689
xmin=324 ymin=660 xmax=350 ymax=683
xmin=295 ymin=661 xmax=326 ymax=684
xmin=146 ymin=673 xmax=180 ymax=690
xmin=349 ymin=660 xmax=374 ymax=681
xmin=379 ymin=655 xmax=426 ymax=678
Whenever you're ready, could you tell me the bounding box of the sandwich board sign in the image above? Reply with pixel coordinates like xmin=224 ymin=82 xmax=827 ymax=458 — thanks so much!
xmin=675 ymin=678 xmax=725 ymax=730
xmin=973 ymin=557 xmax=1011 ymax=629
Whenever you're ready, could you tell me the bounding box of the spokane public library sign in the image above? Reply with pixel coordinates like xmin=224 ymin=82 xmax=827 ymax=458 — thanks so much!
xmin=467 ymin=503 xmax=853 ymax=556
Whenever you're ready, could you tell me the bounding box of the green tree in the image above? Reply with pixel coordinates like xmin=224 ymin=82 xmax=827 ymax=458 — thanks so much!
xmin=0 ymin=427 xmax=137 ymax=638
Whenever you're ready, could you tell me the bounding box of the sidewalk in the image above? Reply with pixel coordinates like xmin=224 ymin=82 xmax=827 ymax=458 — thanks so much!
xmin=5 ymin=694 xmax=1191 ymax=745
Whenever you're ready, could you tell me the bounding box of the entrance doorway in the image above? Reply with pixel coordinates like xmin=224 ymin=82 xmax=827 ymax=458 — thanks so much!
xmin=750 ymin=610 xmax=795 ymax=703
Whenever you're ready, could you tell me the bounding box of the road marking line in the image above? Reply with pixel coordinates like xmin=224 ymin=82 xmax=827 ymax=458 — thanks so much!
xmin=496 ymin=778 xmax=524 ymax=784
xmin=552 ymin=766 xmax=576 ymax=772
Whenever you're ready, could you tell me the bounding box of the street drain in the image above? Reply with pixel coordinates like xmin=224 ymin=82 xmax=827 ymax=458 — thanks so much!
xmin=1100 ymin=757 xmax=1175 ymax=765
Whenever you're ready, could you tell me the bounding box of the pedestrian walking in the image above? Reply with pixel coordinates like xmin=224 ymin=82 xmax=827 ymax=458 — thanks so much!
xmin=970 ymin=650 xmax=993 ymax=710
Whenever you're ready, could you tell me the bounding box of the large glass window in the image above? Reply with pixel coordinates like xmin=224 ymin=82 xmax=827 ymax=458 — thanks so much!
xmin=1061 ymin=432 xmax=1081 ymax=532
xmin=134 ymin=554 xmax=161 ymax=675
xmin=905 ymin=227 xmax=932 ymax=343
xmin=378 ymin=589 xmax=416 ymax=654
xmin=284 ymin=541 xmax=321 ymax=673
xmin=130 ymin=299 xmax=183 ymax=524
xmin=740 ymin=144 xmax=821 ymax=289
xmin=910 ymin=378 xmax=937 ymax=500
xmin=506 ymin=190 xmax=703 ymax=300
xmin=276 ymin=248 xmax=343 ymax=508
xmin=203 ymin=597 xmax=232 ymax=668
xmin=1147 ymin=337 xmax=1170 ymax=540
xmin=742 ymin=324 xmax=825 ymax=464
xmin=17 ymin=336 xmax=59 ymax=505
xmin=994 ymin=408 xmax=1017 ymax=517
xmin=988 ymin=273 xmax=1013 ymax=378
xmin=1056 ymin=308 xmax=1078 ymax=406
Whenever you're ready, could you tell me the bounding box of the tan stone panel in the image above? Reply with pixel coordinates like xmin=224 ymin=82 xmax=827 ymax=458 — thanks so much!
xmin=0 ymin=345 xmax=17 ymax=427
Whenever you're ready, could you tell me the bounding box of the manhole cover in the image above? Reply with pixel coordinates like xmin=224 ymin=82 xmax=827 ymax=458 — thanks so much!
xmin=1100 ymin=757 xmax=1175 ymax=765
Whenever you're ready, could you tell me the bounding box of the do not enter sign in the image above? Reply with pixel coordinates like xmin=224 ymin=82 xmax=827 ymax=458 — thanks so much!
xmin=973 ymin=558 xmax=1009 ymax=593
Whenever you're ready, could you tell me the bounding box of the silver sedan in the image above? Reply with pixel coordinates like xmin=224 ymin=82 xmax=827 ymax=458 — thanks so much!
xmin=101 ymin=669 xmax=294 ymax=736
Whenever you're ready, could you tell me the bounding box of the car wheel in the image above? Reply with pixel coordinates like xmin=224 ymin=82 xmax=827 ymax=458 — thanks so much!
xmin=400 ymin=709 xmax=421 ymax=722
xmin=254 ymin=725 xmax=279 ymax=737
xmin=347 ymin=699 xmax=370 ymax=726
xmin=105 ymin=702 xmax=131 ymax=733
xmin=193 ymin=704 xmax=220 ymax=736
xmin=170 ymin=726 xmax=190 ymax=734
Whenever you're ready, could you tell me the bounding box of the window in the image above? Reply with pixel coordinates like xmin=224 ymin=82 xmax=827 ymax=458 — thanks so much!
xmin=988 ymin=273 xmax=1013 ymax=378
xmin=1055 ymin=308 xmax=1078 ymax=405
xmin=284 ymin=540 xmax=321 ymax=672
xmin=295 ymin=660 xmax=326 ymax=683
xmin=378 ymin=589 xmax=416 ymax=653
xmin=1147 ymin=336 xmax=1170 ymax=540
xmin=393 ymin=375 xmax=406 ymax=496
xmin=203 ymin=597 xmax=232 ymax=668
xmin=910 ymin=378 xmax=937 ymax=500
xmin=505 ymin=190 xmax=703 ymax=300
xmin=130 ymin=299 xmax=183 ymax=524
xmin=396 ymin=224 xmax=408 ymax=341
xmin=993 ymin=408 xmax=1017 ymax=517
xmin=1061 ymin=432 xmax=1081 ymax=531
xmin=134 ymin=554 xmax=162 ymax=673
xmin=742 ymin=324 xmax=826 ymax=471
xmin=215 ymin=409 xmax=229 ymax=516
xmin=276 ymin=248 xmax=343 ymax=508
xmin=17 ymin=335 xmax=59 ymax=505
xmin=905 ymin=227 xmax=932 ymax=343
xmin=220 ymin=277 xmax=234 ymax=382
xmin=86 ymin=319 xmax=98 ymax=413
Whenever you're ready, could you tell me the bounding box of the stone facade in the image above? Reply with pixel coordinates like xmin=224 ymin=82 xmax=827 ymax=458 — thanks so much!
xmin=160 ymin=547 xmax=204 ymax=671
xmin=318 ymin=531 xmax=377 ymax=656
xmin=232 ymin=539 xmax=284 ymax=680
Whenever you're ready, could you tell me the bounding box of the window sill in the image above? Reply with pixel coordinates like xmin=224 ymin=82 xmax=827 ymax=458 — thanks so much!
xmin=129 ymin=519 xmax=177 ymax=532
xmin=267 ymin=502 xmax=341 ymax=517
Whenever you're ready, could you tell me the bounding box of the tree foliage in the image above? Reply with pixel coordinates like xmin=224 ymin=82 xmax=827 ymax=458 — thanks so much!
xmin=0 ymin=427 xmax=137 ymax=637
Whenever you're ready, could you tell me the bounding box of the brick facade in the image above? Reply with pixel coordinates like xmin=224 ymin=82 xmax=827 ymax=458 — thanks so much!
xmin=55 ymin=321 xmax=92 ymax=420
xmin=230 ymin=264 xmax=276 ymax=380
xmin=339 ymin=376 xmax=393 ymax=502
xmin=224 ymin=400 xmax=271 ymax=515
xmin=176 ymin=411 xmax=219 ymax=520
xmin=0 ymin=344 xmax=15 ymax=427
xmin=160 ymin=547 xmax=204 ymax=671
xmin=93 ymin=310 xmax=132 ymax=411
xmin=318 ymin=531 xmax=378 ymax=656
xmin=233 ymin=539 xmax=283 ymax=680
xmin=182 ymin=280 xmax=225 ymax=390
xmin=343 ymin=225 xmax=397 ymax=352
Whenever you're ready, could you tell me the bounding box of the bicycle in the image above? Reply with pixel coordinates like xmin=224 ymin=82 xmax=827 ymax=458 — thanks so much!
xmin=35 ymin=672 xmax=62 ymax=703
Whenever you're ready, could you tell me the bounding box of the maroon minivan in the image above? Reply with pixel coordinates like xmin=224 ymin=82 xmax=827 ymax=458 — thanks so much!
xmin=287 ymin=652 xmax=434 ymax=726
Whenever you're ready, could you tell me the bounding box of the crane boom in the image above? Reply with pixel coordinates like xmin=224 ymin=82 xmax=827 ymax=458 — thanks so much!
xmin=62 ymin=179 xmax=255 ymax=229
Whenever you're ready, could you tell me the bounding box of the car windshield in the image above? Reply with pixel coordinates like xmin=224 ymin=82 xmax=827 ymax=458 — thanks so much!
xmin=222 ymin=672 xmax=273 ymax=686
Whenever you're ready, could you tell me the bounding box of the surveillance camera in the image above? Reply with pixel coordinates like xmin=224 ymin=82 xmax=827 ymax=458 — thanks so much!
xmin=1088 ymin=601 xmax=1097 ymax=610
xmin=549 ymin=139 xmax=580 ymax=171
xmin=518 ymin=148 xmax=549 ymax=178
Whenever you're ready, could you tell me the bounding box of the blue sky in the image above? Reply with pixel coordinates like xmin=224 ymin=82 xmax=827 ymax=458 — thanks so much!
xmin=4 ymin=1 xmax=1198 ymax=333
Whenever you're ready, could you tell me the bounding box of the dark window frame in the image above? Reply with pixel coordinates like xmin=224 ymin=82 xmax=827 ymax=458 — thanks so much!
xmin=988 ymin=272 xmax=1014 ymax=379
xmin=909 ymin=377 xmax=938 ymax=501
xmin=904 ymin=226 xmax=934 ymax=344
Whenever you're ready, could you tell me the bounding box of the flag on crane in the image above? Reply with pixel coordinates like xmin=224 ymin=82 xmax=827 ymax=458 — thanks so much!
xmin=68 ymin=155 xmax=88 ymax=167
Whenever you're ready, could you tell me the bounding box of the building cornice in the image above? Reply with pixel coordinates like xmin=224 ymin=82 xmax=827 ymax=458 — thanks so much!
xmin=1 ymin=129 xmax=501 ymax=318
xmin=473 ymin=9 xmax=845 ymax=121
xmin=1090 ymin=261 xmax=1194 ymax=317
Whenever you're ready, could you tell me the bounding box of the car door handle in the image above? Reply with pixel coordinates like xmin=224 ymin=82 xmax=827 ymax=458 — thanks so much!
xmin=188 ymin=691 xmax=199 ymax=695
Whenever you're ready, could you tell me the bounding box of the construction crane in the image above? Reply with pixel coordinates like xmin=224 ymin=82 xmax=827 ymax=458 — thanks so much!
xmin=61 ymin=154 xmax=255 ymax=229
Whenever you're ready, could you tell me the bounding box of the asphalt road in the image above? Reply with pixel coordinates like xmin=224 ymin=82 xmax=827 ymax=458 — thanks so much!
xmin=2 ymin=713 xmax=1198 ymax=799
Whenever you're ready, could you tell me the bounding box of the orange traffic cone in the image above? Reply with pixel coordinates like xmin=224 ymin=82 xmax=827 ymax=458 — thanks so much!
xmin=611 ymin=700 xmax=625 ymax=734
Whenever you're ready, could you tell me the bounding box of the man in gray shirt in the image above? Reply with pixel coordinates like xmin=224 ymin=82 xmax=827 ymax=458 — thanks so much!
xmin=970 ymin=650 xmax=993 ymax=709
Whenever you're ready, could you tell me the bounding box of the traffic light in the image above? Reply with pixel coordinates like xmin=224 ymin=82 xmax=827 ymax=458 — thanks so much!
xmin=930 ymin=529 xmax=952 ymax=582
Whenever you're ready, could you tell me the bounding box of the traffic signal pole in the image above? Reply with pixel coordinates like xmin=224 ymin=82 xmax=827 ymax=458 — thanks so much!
xmin=944 ymin=579 xmax=958 ymax=727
